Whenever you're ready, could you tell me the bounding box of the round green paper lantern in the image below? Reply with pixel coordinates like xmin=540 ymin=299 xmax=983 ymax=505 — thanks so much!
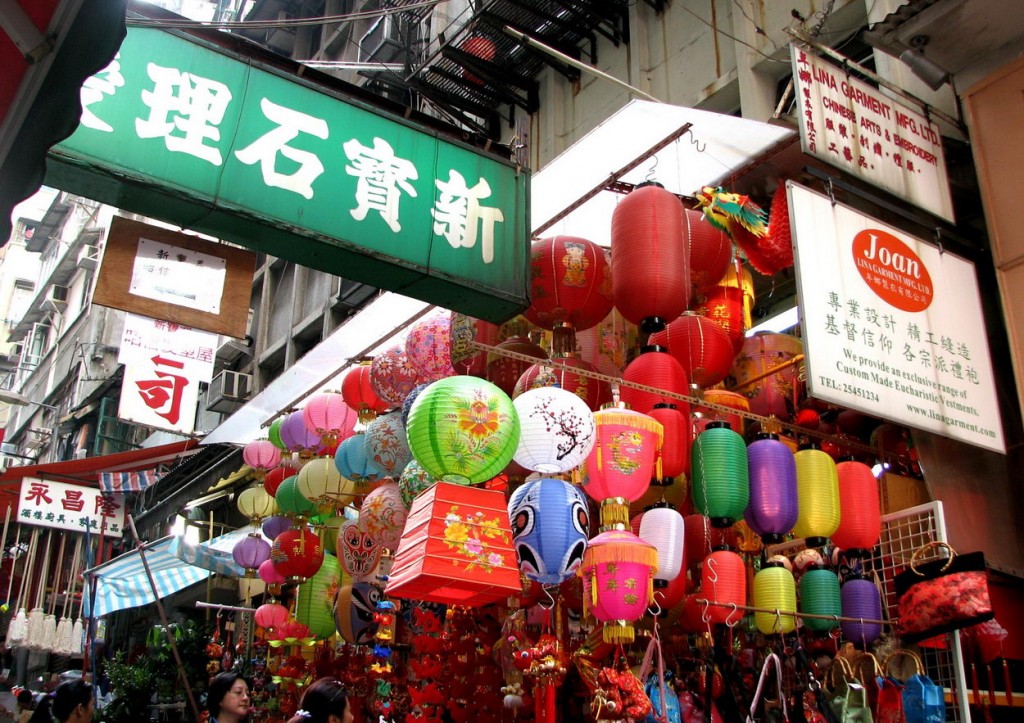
xmin=295 ymin=552 xmax=342 ymax=639
xmin=405 ymin=375 xmax=520 ymax=485
xmin=269 ymin=417 xmax=288 ymax=450
xmin=275 ymin=475 xmax=317 ymax=518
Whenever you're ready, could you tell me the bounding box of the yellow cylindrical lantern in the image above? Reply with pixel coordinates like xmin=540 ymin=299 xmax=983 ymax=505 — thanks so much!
xmin=792 ymin=445 xmax=840 ymax=546
xmin=753 ymin=563 xmax=797 ymax=634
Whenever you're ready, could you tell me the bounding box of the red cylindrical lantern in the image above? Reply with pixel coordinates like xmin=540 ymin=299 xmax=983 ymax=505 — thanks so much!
xmin=700 ymin=548 xmax=746 ymax=625
xmin=271 ymin=527 xmax=324 ymax=584
xmin=683 ymin=514 xmax=711 ymax=575
xmin=650 ymin=311 xmax=736 ymax=388
xmin=486 ymin=336 xmax=548 ymax=397
xmin=513 ymin=355 xmax=611 ymax=411
xmin=619 ymin=346 xmax=689 ymax=414
xmin=685 ymin=208 xmax=732 ymax=295
xmin=525 ymin=236 xmax=613 ymax=337
xmin=611 ymin=183 xmax=691 ymax=332
xmin=832 ymin=460 xmax=882 ymax=553
xmin=695 ymin=285 xmax=748 ymax=354
xmin=341 ymin=362 xmax=389 ymax=424
xmin=648 ymin=403 xmax=690 ymax=480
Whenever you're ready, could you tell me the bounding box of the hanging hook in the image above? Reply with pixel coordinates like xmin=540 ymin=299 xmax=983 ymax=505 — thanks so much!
xmin=539 ymin=585 xmax=556 ymax=610
xmin=826 ymin=178 xmax=837 ymax=207
xmin=774 ymin=609 xmax=783 ymax=634
xmin=648 ymin=597 xmax=664 ymax=618
xmin=645 ymin=154 xmax=660 ymax=183
xmin=700 ymin=598 xmax=712 ymax=625
xmin=724 ymin=602 xmax=740 ymax=629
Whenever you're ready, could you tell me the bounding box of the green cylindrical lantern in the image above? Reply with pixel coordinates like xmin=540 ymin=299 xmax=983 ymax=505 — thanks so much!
xmin=295 ymin=552 xmax=342 ymax=639
xmin=792 ymin=444 xmax=840 ymax=547
xmin=405 ymin=375 xmax=520 ymax=484
xmin=269 ymin=417 xmax=287 ymax=450
xmin=691 ymin=421 xmax=749 ymax=527
xmin=800 ymin=568 xmax=841 ymax=631
xmin=753 ymin=563 xmax=797 ymax=634
xmin=275 ymin=475 xmax=317 ymax=518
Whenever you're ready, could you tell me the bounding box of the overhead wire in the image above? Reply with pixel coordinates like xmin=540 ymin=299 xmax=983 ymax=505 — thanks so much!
xmin=126 ymin=0 xmax=444 ymax=30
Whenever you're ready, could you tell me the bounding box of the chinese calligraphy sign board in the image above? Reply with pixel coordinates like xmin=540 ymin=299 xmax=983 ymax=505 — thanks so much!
xmin=17 ymin=478 xmax=125 ymax=537
xmin=94 ymin=217 xmax=254 ymax=338
xmin=47 ymin=27 xmax=529 ymax=323
xmin=119 ymin=355 xmax=202 ymax=435
xmin=118 ymin=312 xmax=217 ymax=383
xmin=790 ymin=45 xmax=955 ymax=223
xmin=789 ymin=182 xmax=1004 ymax=453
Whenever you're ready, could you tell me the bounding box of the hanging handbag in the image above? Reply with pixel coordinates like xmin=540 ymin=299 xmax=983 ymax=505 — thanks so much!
xmin=875 ymin=658 xmax=905 ymax=723
xmin=894 ymin=541 xmax=994 ymax=643
xmin=825 ymin=657 xmax=873 ymax=723
xmin=639 ymin=634 xmax=682 ymax=723
xmin=883 ymin=650 xmax=945 ymax=723
xmin=851 ymin=652 xmax=883 ymax=715
xmin=746 ymin=653 xmax=788 ymax=723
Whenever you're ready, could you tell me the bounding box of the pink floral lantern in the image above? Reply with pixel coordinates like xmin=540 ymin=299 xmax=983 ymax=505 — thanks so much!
xmin=359 ymin=480 xmax=408 ymax=551
xmin=303 ymin=392 xmax=358 ymax=446
xmin=579 ymin=528 xmax=658 ymax=643
xmin=405 ymin=312 xmax=457 ymax=383
xmin=279 ymin=410 xmax=323 ymax=459
xmin=371 ymin=345 xmax=421 ymax=406
xmin=242 ymin=440 xmax=281 ymax=479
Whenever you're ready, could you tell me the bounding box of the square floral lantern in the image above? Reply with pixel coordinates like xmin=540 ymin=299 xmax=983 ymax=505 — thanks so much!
xmin=385 ymin=482 xmax=521 ymax=607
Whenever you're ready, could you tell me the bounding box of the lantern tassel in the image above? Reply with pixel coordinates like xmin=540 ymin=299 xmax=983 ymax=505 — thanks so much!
xmin=601 ymin=621 xmax=635 ymax=645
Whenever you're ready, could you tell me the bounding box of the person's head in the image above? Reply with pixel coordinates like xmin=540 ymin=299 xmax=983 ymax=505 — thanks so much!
xmin=207 ymin=672 xmax=250 ymax=722
xmin=288 ymin=678 xmax=352 ymax=723
xmin=17 ymin=689 xmax=33 ymax=709
xmin=29 ymin=680 xmax=93 ymax=723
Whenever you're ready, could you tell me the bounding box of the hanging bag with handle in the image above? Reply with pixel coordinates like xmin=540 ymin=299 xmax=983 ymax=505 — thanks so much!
xmin=875 ymin=651 xmax=906 ymax=723
xmin=639 ymin=631 xmax=681 ymax=723
xmin=825 ymin=657 xmax=873 ymax=723
xmin=851 ymin=652 xmax=883 ymax=715
xmin=894 ymin=541 xmax=993 ymax=643
xmin=883 ymin=650 xmax=945 ymax=723
xmin=746 ymin=652 xmax=788 ymax=723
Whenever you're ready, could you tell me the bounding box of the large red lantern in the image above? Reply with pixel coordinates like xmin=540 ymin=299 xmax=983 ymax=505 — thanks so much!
xmin=611 ymin=183 xmax=691 ymax=332
xmin=695 ymin=285 xmax=747 ymax=354
xmin=513 ymin=355 xmax=611 ymax=411
xmin=620 ymin=345 xmax=689 ymax=414
xmin=650 ymin=311 xmax=736 ymax=388
xmin=684 ymin=208 xmax=732 ymax=294
xmin=525 ymin=236 xmax=613 ymax=352
xmin=341 ymin=362 xmax=389 ymax=424
xmin=486 ymin=335 xmax=547 ymax=397
xmin=460 ymin=35 xmax=496 ymax=84
xmin=271 ymin=527 xmax=324 ymax=584
xmin=831 ymin=460 xmax=881 ymax=553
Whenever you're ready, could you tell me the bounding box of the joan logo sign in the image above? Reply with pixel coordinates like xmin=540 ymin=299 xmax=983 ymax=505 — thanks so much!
xmin=852 ymin=229 xmax=933 ymax=312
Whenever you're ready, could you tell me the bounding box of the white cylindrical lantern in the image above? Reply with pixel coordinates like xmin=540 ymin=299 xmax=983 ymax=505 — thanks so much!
xmin=638 ymin=504 xmax=683 ymax=585
xmin=512 ymin=386 xmax=596 ymax=473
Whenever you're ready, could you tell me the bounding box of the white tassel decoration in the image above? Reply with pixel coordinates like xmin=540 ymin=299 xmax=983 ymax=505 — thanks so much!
xmin=71 ymin=618 xmax=84 ymax=656
xmin=40 ymin=613 xmax=56 ymax=652
xmin=53 ymin=616 xmax=72 ymax=656
xmin=7 ymin=608 xmax=27 ymax=647
xmin=25 ymin=607 xmax=45 ymax=649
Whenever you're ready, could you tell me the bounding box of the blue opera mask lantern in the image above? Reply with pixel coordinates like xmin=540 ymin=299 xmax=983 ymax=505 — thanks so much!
xmin=507 ymin=478 xmax=590 ymax=585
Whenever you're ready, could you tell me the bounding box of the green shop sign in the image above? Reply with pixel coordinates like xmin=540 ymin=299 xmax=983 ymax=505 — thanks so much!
xmin=47 ymin=27 xmax=529 ymax=323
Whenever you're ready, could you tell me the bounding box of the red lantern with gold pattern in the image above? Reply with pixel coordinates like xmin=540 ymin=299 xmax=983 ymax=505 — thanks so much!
xmin=513 ymin=355 xmax=611 ymax=411
xmin=685 ymin=208 xmax=732 ymax=294
xmin=341 ymin=362 xmax=389 ymax=424
xmin=486 ymin=336 xmax=548 ymax=397
xmin=695 ymin=285 xmax=747 ymax=354
xmin=650 ymin=311 xmax=736 ymax=388
xmin=271 ymin=527 xmax=324 ymax=584
xmin=611 ymin=183 xmax=691 ymax=332
xmin=525 ymin=236 xmax=613 ymax=345
xmin=619 ymin=345 xmax=689 ymax=414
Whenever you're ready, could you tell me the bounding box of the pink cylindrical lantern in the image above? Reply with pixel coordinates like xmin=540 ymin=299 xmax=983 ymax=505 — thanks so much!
xmin=243 ymin=440 xmax=282 ymax=476
xmin=579 ymin=529 xmax=658 ymax=643
xmin=581 ymin=406 xmax=663 ymax=509
xmin=254 ymin=602 xmax=290 ymax=631
xmin=405 ymin=312 xmax=457 ymax=383
xmin=303 ymin=392 xmax=358 ymax=446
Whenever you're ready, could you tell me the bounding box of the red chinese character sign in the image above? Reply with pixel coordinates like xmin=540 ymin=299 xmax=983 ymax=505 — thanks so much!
xmin=119 ymin=354 xmax=202 ymax=434
xmin=17 ymin=478 xmax=126 ymax=537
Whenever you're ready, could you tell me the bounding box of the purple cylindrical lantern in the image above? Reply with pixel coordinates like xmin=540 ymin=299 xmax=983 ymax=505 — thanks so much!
xmin=262 ymin=515 xmax=292 ymax=541
xmin=280 ymin=410 xmax=323 ymax=456
xmin=233 ymin=534 xmax=272 ymax=577
xmin=745 ymin=434 xmax=798 ymax=544
xmin=840 ymin=577 xmax=883 ymax=646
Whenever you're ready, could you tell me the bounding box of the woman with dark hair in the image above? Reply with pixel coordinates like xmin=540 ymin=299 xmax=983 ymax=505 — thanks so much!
xmin=287 ymin=678 xmax=352 ymax=723
xmin=207 ymin=672 xmax=251 ymax=723
xmin=27 ymin=679 xmax=93 ymax=723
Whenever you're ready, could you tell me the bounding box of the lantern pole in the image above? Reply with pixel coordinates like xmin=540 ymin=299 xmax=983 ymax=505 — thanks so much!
xmin=695 ymin=598 xmax=892 ymax=626
xmin=126 ymin=514 xmax=203 ymax=723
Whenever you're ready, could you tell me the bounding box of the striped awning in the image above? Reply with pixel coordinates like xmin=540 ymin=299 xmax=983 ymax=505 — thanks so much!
xmin=99 ymin=469 xmax=162 ymax=493
xmin=86 ymin=537 xmax=211 ymax=618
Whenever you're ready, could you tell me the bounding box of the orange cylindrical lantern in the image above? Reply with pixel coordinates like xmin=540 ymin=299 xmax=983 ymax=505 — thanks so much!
xmin=611 ymin=183 xmax=691 ymax=332
xmin=341 ymin=362 xmax=389 ymax=424
xmin=650 ymin=311 xmax=736 ymax=388
xmin=700 ymin=548 xmax=746 ymax=625
xmin=619 ymin=346 xmax=689 ymax=414
xmin=685 ymin=208 xmax=732 ymax=295
xmin=648 ymin=403 xmax=690 ymax=480
xmin=832 ymin=460 xmax=881 ymax=553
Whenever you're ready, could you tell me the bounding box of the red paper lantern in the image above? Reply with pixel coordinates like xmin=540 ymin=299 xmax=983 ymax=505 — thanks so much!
xmin=700 ymin=549 xmax=746 ymax=624
xmin=581 ymin=406 xmax=663 ymax=505
xmin=683 ymin=514 xmax=711 ymax=575
xmin=694 ymin=389 xmax=749 ymax=437
xmin=619 ymin=346 xmax=689 ymax=414
xmin=696 ymin=286 xmax=747 ymax=354
xmin=648 ymin=403 xmax=690 ymax=480
xmin=255 ymin=602 xmax=290 ymax=631
xmin=486 ymin=336 xmax=547 ymax=397
xmin=525 ymin=236 xmax=613 ymax=338
xmin=685 ymin=208 xmax=733 ymax=294
xmin=831 ymin=460 xmax=881 ymax=553
xmin=575 ymin=307 xmax=638 ymax=379
xmin=650 ymin=311 xmax=735 ymax=388
xmin=513 ymin=355 xmax=611 ymax=411
xmin=271 ymin=527 xmax=324 ymax=584
xmin=460 ymin=35 xmax=496 ymax=84
xmin=385 ymin=482 xmax=521 ymax=607
xmin=263 ymin=466 xmax=290 ymax=497
xmin=611 ymin=183 xmax=691 ymax=332
xmin=342 ymin=362 xmax=389 ymax=423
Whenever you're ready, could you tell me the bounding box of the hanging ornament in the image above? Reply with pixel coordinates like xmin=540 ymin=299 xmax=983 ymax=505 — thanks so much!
xmin=512 ymin=386 xmax=596 ymax=474
xmin=342 ymin=362 xmax=389 ymax=424
xmin=337 ymin=518 xmax=383 ymax=583
xmin=744 ymin=433 xmax=798 ymax=544
xmin=371 ymin=345 xmax=421 ymax=407
xmin=243 ymin=440 xmax=282 ymax=479
xmin=685 ymin=208 xmax=733 ymax=295
xmin=619 ymin=345 xmax=689 ymax=415
xmin=302 ymin=392 xmax=358 ymax=447
xmin=611 ymin=182 xmax=691 ymax=332
xmin=580 ymin=529 xmax=658 ymax=644
xmin=507 ymin=478 xmax=590 ymax=585
xmin=449 ymin=313 xmax=501 ymax=377
xmin=691 ymin=422 xmax=749 ymax=528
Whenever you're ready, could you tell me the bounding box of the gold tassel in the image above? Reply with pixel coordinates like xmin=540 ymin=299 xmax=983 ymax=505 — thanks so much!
xmin=655 ymin=452 xmax=663 ymax=482
xmin=598 ymin=498 xmax=630 ymax=529
xmin=590 ymin=573 xmax=598 ymax=608
xmin=648 ymin=578 xmax=655 ymax=606
xmin=596 ymin=438 xmax=603 ymax=473
xmin=602 ymin=621 xmax=635 ymax=645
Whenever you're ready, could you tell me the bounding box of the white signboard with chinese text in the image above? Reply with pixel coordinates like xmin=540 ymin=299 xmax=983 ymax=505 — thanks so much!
xmin=790 ymin=45 xmax=954 ymax=223
xmin=119 ymin=358 xmax=201 ymax=435
xmin=17 ymin=478 xmax=125 ymax=537
xmin=118 ymin=313 xmax=217 ymax=383
xmin=790 ymin=182 xmax=1003 ymax=453
xmin=129 ymin=237 xmax=227 ymax=314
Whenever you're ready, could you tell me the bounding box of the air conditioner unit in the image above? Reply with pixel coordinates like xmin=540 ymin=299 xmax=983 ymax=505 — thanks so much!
xmin=76 ymin=244 xmax=100 ymax=270
xmin=41 ymin=285 xmax=69 ymax=313
xmin=205 ymin=370 xmax=252 ymax=414
xmin=358 ymin=15 xmax=405 ymax=64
